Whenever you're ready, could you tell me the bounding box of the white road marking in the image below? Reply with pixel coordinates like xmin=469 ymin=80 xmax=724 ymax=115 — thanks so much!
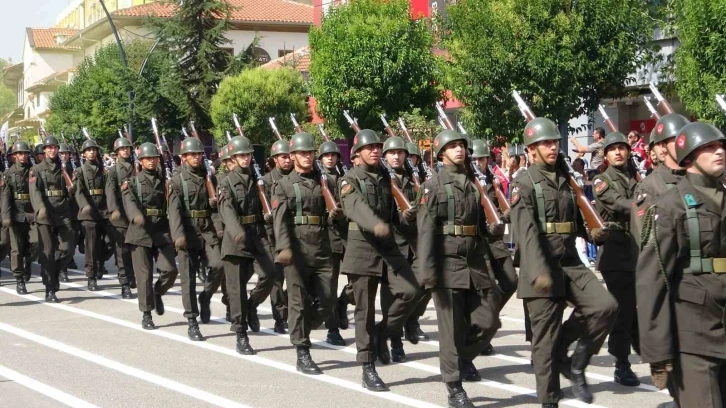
xmin=0 ymin=321 xmax=251 ymax=408
xmin=0 ymin=364 xmax=100 ymax=408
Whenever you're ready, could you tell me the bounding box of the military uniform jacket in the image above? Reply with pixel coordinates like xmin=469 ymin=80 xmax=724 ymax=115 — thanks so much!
xmin=631 ymin=164 xmax=686 ymax=248
xmin=1 ymin=163 xmax=34 ymax=223
xmin=593 ymin=165 xmax=638 ymax=271
xmin=262 ymin=167 xmax=288 ymax=248
xmin=638 ymin=173 xmax=726 ymax=362
xmin=74 ymin=160 xmax=108 ymax=221
xmin=392 ymin=169 xmax=417 ymax=258
xmin=120 ymin=169 xmax=172 ymax=248
xmin=272 ymin=170 xmax=333 ymax=266
xmin=218 ymin=167 xmax=270 ymax=259
xmin=510 ymin=163 xmax=592 ymax=298
xmin=486 ymin=182 xmax=511 ymax=260
xmin=29 ymin=158 xmax=72 ymax=226
xmin=339 ymin=165 xmax=408 ymax=277
xmin=64 ymin=162 xmax=79 ymax=222
xmin=168 ymin=165 xmax=220 ymax=250
xmin=106 ymin=158 xmax=135 ymax=228
xmin=417 ymin=166 xmax=493 ymax=290
xmin=324 ymin=167 xmax=347 ymax=254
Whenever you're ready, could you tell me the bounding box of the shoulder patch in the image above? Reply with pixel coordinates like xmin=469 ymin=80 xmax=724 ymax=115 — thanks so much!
xmin=594 ymin=178 xmax=609 ymax=195
xmin=341 ymin=184 xmax=352 ymax=196
xmin=510 ymin=186 xmax=520 ymax=206
xmin=419 ymin=188 xmax=429 ymax=205
xmin=272 ymin=199 xmax=280 ymax=210
xmin=29 ymin=170 xmax=36 ymax=184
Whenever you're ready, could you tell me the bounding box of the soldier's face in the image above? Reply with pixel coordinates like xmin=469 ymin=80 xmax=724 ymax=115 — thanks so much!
xmin=234 ymin=153 xmax=251 ymax=169
xmin=141 ymin=157 xmax=159 ymax=170
xmin=14 ymin=152 xmax=28 ymax=164
xmin=84 ymin=148 xmax=97 ymax=161
xmin=441 ymin=141 xmax=466 ymax=165
xmin=274 ymin=154 xmax=292 ymax=171
xmin=692 ymin=141 xmax=725 ymax=177
xmin=44 ymin=145 xmax=59 ymax=159
xmin=320 ymin=152 xmax=338 ymax=169
xmin=530 ymin=140 xmax=559 ymax=165
xmin=475 ymin=157 xmax=489 ymax=169
xmin=605 ymin=144 xmax=629 ymax=167
xmin=654 ymin=142 xmax=668 ymax=163
xmin=36 ymin=153 xmax=45 ymax=162
xmin=60 ymin=152 xmax=70 ymax=162
xmin=292 ymin=151 xmax=313 ymax=171
xmin=385 ymin=149 xmax=407 ymax=169
xmin=409 ymin=155 xmax=420 ymax=166
xmin=117 ymin=147 xmax=131 ymax=159
xmin=184 ymin=152 xmax=202 ymax=168
xmin=359 ymin=144 xmax=382 ymax=166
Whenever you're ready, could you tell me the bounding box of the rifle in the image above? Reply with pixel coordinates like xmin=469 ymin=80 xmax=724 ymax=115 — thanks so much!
xmin=40 ymin=125 xmax=73 ymax=190
xmin=716 ymin=94 xmax=726 ymax=113
xmin=151 ymin=118 xmax=171 ymax=198
xmin=188 ymin=121 xmax=218 ymax=206
xmin=160 ymin=135 xmax=175 ymax=171
xmin=123 ymin=125 xmax=140 ymax=174
xmin=0 ymin=123 xmax=8 ymax=171
xmin=290 ymin=113 xmax=304 ymax=133
xmin=511 ymin=93 xmax=605 ymax=231
xmin=231 ymin=113 xmax=272 ymax=217
xmin=381 ymin=158 xmax=412 ymax=211
xmin=597 ymin=105 xmax=618 ymax=133
xmin=380 ymin=114 xmax=421 ymax=193
xmin=598 ymin=105 xmax=642 ymax=182
xmin=61 ymin=132 xmax=77 ymax=171
xmin=225 ymin=131 xmax=233 ymax=142
xmin=268 ymin=117 xmax=284 ymax=140
xmin=398 ymin=117 xmax=433 ymax=180
xmin=342 ymin=110 xmax=362 ymax=133
xmin=315 ymin=159 xmax=339 ymax=212
xmin=317 ymin=123 xmax=348 ymax=176
xmin=649 ymin=82 xmax=674 ymax=115
xmin=643 ymin=96 xmax=661 ymax=121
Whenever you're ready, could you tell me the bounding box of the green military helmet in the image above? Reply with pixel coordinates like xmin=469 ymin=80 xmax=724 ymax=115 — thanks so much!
xmin=11 ymin=141 xmax=31 ymax=154
xmin=227 ymin=136 xmax=254 ymax=156
xmin=675 ymin=122 xmax=726 ymax=166
xmin=603 ymin=132 xmax=630 ymax=152
xmin=138 ymin=142 xmax=160 ymax=159
xmin=7 ymin=145 xmax=12 ymax=156
xmin=34 ymin=144 xmax=44 ymax=155
xmin=271 ymin=139 xmax=291 ymax=156
xmin=289 ymin=132 xmax=315 ymax=153
xmin=318 ymin=140 xmax=341 ymax=158
xmin=180 ymin=137 xmax=204 ymax=155
xmin=461 ymin=133 xmax=472 ymax=151
xmin=523 ymin=117 xmax=561 ymax=146
xmin=351 ymin=129 xmax=382 ymax=155
xmin=433 ymin=129 xmax=467 ymax=157
xmin=58 ymin=143 xmax=71 ymax=153
xmin=406 ymin=142 xmax=420 ymax=157
xmin=81 ymin=139 xmax=100 ymax=152
xmin=42 ymin=135 xmax=60 ymax=147
xmin=113 ymin=137 xmax=133 ymax=151
xmin=382 ymin=136 xmax=407 ymax=155
xmin=220 ymin=145 xmax=230 ymax=161
xmin=652 ymin=113 xmax=690 ymax=145
xmin=470 ymin=139 xmax=491 ymax=159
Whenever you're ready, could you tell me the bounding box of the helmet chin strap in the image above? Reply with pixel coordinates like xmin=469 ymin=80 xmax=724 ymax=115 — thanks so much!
xmin=692 ymin=161 xmax=724 ymax=181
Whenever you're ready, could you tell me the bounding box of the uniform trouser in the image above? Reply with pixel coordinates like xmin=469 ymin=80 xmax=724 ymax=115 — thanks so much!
xmin=493 ymin=255 xmax=518 ymax=311
xmin=349 ymin=266 xmax=419 ymax=364
xmin=130 ymin=244 xmax=178 ymax=313
xmin=672 ymin=352 xmax=726 ymax=408
xmin=250 ymin=246 xmax=286 ymax=322
xmin=325 ymin=253 xmax=344 ymax=330
xmin=37 ymin=221 xmax=75 ymax=291
xmin=286 ymin=255 xmax=336 ymax=347
xmin=108 ymin=225 xmax=134 ymax=286
xmin=8 ymin=222 xmax=32 ymax=279
xmin=224 ymin=256 xmax=256 ymax=333
xmin=202 ymin=258 xmax=229 ymax=309
xmin=525 ymin=272 xmax=618 ymax=404
xmin=82 ymin=219 xmax=115 ymax=279
xmin=600 ymin=269 xmax=638 ymax=360
xmin=0 ymin=225 xmax=10 ymax=264
xmin=178 ymin=242 xmax=223 ymax=319
xmin=433 ymin=287 xmax=501 ymax=383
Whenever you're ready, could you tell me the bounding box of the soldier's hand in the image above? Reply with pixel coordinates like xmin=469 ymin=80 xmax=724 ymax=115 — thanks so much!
xmin=328 ymin=207 xmax=344 ymax=220
xmin=275 ymin=248 xmax=293 ymax=266
xmin=533 ymin=274 xmax=553 ymax=293
xmin=80 ymin=205 xmax=92 ymax=216
xmin=1 ymin=219 xmax=10 ymax=228
xmin=174 ymin=236 xmax=186 ymax=250
xmin=208 ymin=198 xmax=217 ymax=208
xmin=217 ymin=230 xmax=224 ymax=239
xmin=590 ymin=227 xmax=609 ymax=245
xmin=233 ymin=232 xmax=245 ymax=245
xmin=488 ymin=222 xmax=505 ymax=236
xmin=133 ymin=214 xmax=145 ymax=226
xmin=650 ymin=360 xmax=673 ymax=390
xmin=264 ymin=213 xmax=273 ymax=224
xmin=373 ymin=223 xmax=390 ymax=238
xmin=401 ymin=208 xmax=416 ymax=223
xmin=37 ymin=207 xmax=48 ymax=221
xmin=110 ymin=210 xmax=121 ymax=222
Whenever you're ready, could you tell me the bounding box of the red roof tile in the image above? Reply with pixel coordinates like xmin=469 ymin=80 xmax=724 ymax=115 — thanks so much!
xmin=114 ymin=0 xmax=313 ymax=24
xmin=261 ymin=47 xmax=310 ymax=72
xmin=27 ymin=28 xmax=80 ymax=50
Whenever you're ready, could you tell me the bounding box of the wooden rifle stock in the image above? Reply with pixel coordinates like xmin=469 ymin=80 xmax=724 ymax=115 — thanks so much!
xmin=649 ymin=82 xmax=674 ymax=115
xmin=557 ymin=152 xmax=605 ymax=230
xmin=150 ymin=118 xmax=171 ymax=199
xmin=466 ymin=157 xmax=502 ymax=226
xmin=251 ymin=160 xmax=272 ymax=217
xmin=487 ymin=166 xmax=511 ymax=212
xmin=398 ymin=117 xmax=433 ymax=180
xmin=380 ymin=114 xmax=421 ymax=192
xmin=343 ymin=110 xmax=361 ymax=133
xmin=381 ymin=159 xmax=412 ymax=211
xmin=315 ymin=160 xmax=338 ymax=212
xmin=189 ymin=122 xmax=218 ymax=205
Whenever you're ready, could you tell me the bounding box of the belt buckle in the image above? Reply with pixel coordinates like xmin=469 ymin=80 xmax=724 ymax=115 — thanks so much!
xmin=712 ymin=258 xmax=726 ymax=273
xmin=453 ymin=225 xmax=463 ymax=236
xmin=146 ymin=209 xmax=159 ymax=216
xmin=308 ymin=216 xmax=320 ymax=225
xmin=555 ymin=223 xmax=570 ymax=234
xmin=462 ymin=225 xmax=476 ymax=236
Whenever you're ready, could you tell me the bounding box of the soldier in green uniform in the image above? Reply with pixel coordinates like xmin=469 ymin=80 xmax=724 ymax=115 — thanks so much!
xmin=510 ymin=118 xmax=617 ymax=406
xmin=33 ymin=144 xmax=45 ymax=165
xmin=218 ymin=135 xmax=279 ymax=355
xmin=638 ymin=122 xmax=726 ymax=408
xmin=29 ymin=135 xmax=76 ymax=303
xmin=417 ymin=130 xmax=501 ymax=408
xmin=169 ymin=137 xmax=222 ymax=341
xmin=2 ymin=141 xmax=35 ymax=294
xmin=272 ymin=132 xmax=342 ymax=373
xmin=58 ymin=142 xmax=78 ymax=282
xmin=338 ymin=129 xmax=420 ymax=391
xmin=106 ymin=137 xmax=137 ymax=294
xmin=591 ymin=132 xmax=640 ymax=386
xmin=121 ymin=143 xmax=179 ymax=330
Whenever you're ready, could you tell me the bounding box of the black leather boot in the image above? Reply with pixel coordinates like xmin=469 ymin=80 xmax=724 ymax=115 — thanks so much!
xmin=446 ymin=381 xmax=475 ymax=408
xmin=460 ymin=359 xmax=481 ymax=382
xmin=361 ymin=363 xmax=387 ymax=391
xmin=570 ymin=340 xmax=593 ymax=403
xmin=225 ymin=310 xmax=231 ymax=322
xmin=198 ymin=291 xmax=211 ymax=324
xmin=247 ymin=303 xmax=260 ymax=332
xmin=296 ymin=346 xmax=322 ymax=375
xmin=197 ymin=268 xmax=207 ymax=284
xmin=404 ymin=319 xmax=420 ymax=344
xmin=337 ymin=297 xmax=349 ymax=330
xmin=87 ymin=278 xmax=98 ymax=291
xmin=614 ymin=359 xmax=640 ymax=386
xmin=142 ymin=312 xmax=156 ymax=330
xmin=16 ymin=278 xmax=27 ymax=295
xmin=154 ymin=284 xmax=165 ymax=315
xmin=414 ymin=321 xmax=430 ymax=341
xmin=390 ymin=336 xmax=406 ymax=362
xmin=121 ymin=285 xmax=132 ymax=299
xmin=187 ymin=318 xmax=204 ymax=341
xmin=480 ymin=343 xmax=495 ymax=356
xmin=45 ymin=290 xmax=59 ymax=303
xmin=129 ymin=276 xmax=137 ymax=289
xmin=273 ymin=319 xmax=286 ymax=334
xmin=374 ymin=325 xmax=390 ymax=365
xmin=59 ymin=270 xmax=70 ymax=283
xmin=235 ymin=332 xmax=255 ymax=355
xmin=326 ymin=329 xmax=346 ymax=346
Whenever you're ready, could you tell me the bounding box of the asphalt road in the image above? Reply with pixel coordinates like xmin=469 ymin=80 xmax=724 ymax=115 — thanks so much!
xmin=0 ymin=253 xmax=672 ymax=408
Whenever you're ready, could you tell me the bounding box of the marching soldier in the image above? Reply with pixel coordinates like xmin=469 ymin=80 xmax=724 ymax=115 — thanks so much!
xmin=2 ymin=141 xmax=35 ymax=294
xmin=638 ymin=122 xmax=726 ymax=408
xmin=510 ymin=118 xmax=617 ymax=406
xmin=272 ymin=132 xmax=343 ymax=374
xmin=591 ymin=132 xmax=640 ymax=386
xmin=338 ymin=129 xmax=420 ymax=391
xmin=29 ymin=135 xmax=76 ymax=303
xmin=106 ymin=137 xmax=137 ymax=295
xmin=33 ymin=144 xmax=45 ymax=165
xmin=121 ymin=142 xmax=179 ymax=330
xmin=417 ymin=130 xmax=501 ymax=408
xmin=59 ymin=143 xmax=80 ymax=281
xmin=169 ymin=137 xmax=222 ymax=341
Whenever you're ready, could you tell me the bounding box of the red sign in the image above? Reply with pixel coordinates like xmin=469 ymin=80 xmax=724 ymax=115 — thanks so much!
xmin=629 ymin=119 xmax=656 ymax=134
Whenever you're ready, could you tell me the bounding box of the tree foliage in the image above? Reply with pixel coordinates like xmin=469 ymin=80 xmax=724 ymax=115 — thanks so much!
xmin=443 ymin=0 xmax=655 ymax=141
xmin=674 ymin=0 xmax=726 ymax=128
xmin=309 ymin=0 xmax=441 ymax=138
xmin=210 ymin=68 xmax=309 ymax=149
xmin=0 ymin=58 xmax=16 ymax=120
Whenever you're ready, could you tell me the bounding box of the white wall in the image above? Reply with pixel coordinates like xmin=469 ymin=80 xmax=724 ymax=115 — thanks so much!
xmin=225 ymin=29 xmax=309 ymax=59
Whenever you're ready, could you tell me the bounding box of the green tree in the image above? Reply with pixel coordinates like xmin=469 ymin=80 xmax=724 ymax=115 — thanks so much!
xmin=309 ymin=0 xmax=441 ymax=138
xmin=150 ymin=0 xmax=233 ymax=131
xmin=443 ymin=0 xmax=656 ymax=141
xmin=210 ymin=67 xmax=309 ymax=148
xmin=0 ymin=58 xmax=16 ymax=120
xmin=673 ymin=0 xmax=726 ymax=127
